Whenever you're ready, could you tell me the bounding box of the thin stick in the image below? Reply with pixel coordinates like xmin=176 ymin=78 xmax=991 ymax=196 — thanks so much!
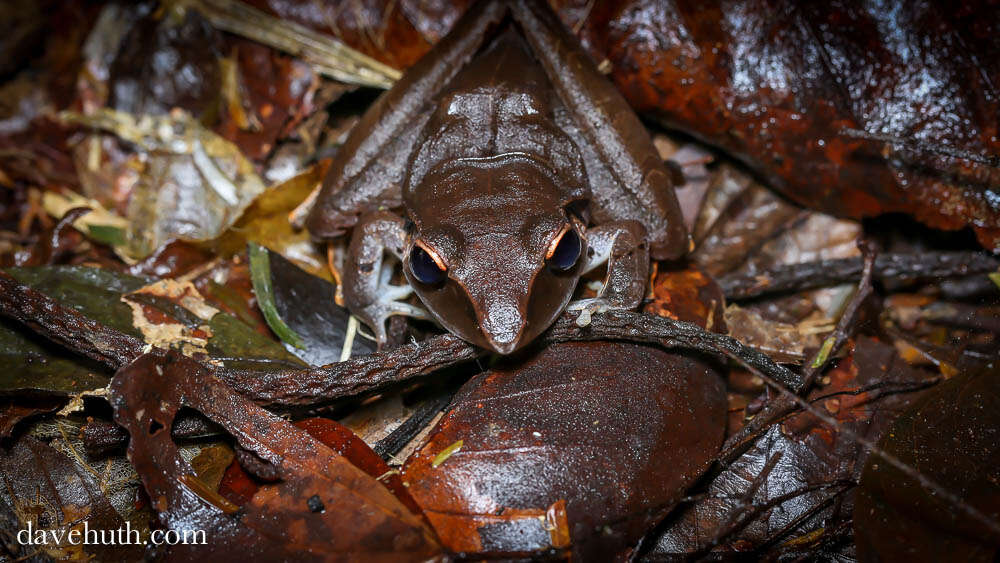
xmin=840 ymin=127 xmax=1000 ymax=168
xmin=718 ymin=251 xmax=999 ymax=300
xmin=718 ymin=241 xmax=878 ymax=463
xmin=731 ymin=353 xmax=1000 ymax=537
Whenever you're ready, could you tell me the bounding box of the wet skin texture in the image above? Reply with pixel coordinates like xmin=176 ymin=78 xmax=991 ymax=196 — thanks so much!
xmin=306 ymin=0 xmax=687 ymax=354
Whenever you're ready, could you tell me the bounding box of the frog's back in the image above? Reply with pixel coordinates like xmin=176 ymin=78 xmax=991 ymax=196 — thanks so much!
xmin=404 ymin=25 xmax=589 ymax=218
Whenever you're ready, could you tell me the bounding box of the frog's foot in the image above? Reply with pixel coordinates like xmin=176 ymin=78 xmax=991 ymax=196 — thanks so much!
xmin=566 ymin=298 xmax=622 ymax=327
xmin=359 ymin=282 xmax=431 ymax=346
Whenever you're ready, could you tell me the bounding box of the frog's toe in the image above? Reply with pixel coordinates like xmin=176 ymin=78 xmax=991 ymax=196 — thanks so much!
xmin=361 ymin=297 xmax=432 ymax=349
xmin=566 ymin=298 xmax=619 ymax=327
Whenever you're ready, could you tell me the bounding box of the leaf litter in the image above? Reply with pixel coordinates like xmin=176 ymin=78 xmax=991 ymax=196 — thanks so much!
xmin=1 ymin=1 xmax=999 ymax=560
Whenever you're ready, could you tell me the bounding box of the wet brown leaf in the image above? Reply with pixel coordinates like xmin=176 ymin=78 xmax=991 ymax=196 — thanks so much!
xmin=219 ymin=417 xmax=423 ymax=518
xmin=402 ymin=341 xmax=727 ymax=559
xmin=110 ymin=350 xmax=442 ymax=561
xmin=582 ymin=0 xmax=1000 ymax=251
xmin=648 ymin=337 xmax=936 ymax=557
xmin=213 ymin=38 xmax=317 ymax=162
xmin=855 ymin=359 xmax=1000 ymax=562
xmin=108 ymin=3 xmax=222 ymax=117
xmin=644 ymin=265 xmax=726 ymax=332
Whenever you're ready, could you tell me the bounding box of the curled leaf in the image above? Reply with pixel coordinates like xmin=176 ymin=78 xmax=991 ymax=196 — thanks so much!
xmin=60 ymin=108 xmax=267 ymax=258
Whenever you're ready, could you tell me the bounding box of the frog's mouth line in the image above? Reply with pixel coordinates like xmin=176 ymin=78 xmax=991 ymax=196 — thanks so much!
xmin=433 ymin=151 xmax=558 ymax=178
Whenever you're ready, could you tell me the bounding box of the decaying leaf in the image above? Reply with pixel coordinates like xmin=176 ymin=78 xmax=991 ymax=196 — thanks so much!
xmin=111 ymin=350 xmax=442 ymax=560
xmin=60 ymin=107 xmax=267 ymax=259
xmin=208 ymin=162 xmax=330 ymax=279
xmin=122 ymin=278 xmax=220 ymax=357
xmin=402 ymin=341 xmax=726 ymax=559
xmin=724 ymin=303 xmax=832 ymax=365
xmin=645 ymin=265 xmax=726 ymax=332
xmin=855 ymin=360 xmax=1000 ymax=562
xmin=219 ymin=417 xmax=424 ymax=518
xmin=0 ymin=435 xmax=144 ymax=561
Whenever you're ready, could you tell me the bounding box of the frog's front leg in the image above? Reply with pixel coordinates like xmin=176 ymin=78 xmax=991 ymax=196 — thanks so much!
xmin=343 ymin=211 xmax=430 ymax=347
xmin=568 ymin=220 xmax=650 ymax=327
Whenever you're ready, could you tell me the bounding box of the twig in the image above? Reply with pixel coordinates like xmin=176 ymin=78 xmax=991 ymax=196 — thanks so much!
xmin=718 ymin=241 xmax=878 ymax=464
xmin=839 ymin=127 xmax=1000 ymax=168
xmin=0 ymin=270 xmax=146 ymax=369
xmin=718 ymin=251 xmax=999 ymax=300
xmin=797 ymin=240 xmax=877 ymax=393
xmin=543 ymin=311 xmax=801 ymax=389
xmin=807 ymin=377 xmax=942 ymax=406
xmin=373 ymin=392 xmax=454 ymax=460
xmin=730 ymin=351 xmax=1000 ymax=538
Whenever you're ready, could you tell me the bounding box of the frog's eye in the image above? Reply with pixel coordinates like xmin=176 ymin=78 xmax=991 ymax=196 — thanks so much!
xmin=410 ymin=242 xmax=447 ymax=285
xmin=546 ymin=226 xmax=581 ymax=272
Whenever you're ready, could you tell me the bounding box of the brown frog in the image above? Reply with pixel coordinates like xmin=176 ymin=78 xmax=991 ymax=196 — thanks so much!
xmin=305 ymin=0 xmax=688 ymax=354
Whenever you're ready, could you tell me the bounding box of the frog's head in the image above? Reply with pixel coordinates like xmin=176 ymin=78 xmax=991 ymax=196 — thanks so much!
xmin=402 ymin=153 xmax=589 ymax=354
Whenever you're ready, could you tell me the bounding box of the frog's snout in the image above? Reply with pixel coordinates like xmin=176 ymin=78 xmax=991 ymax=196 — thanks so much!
xmin=479 ymin=296 xmax=526 ymax=354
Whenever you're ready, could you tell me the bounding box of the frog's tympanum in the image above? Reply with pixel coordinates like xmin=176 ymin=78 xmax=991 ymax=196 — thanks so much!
xmin=306 ymin=0 xmax=688 ymax=354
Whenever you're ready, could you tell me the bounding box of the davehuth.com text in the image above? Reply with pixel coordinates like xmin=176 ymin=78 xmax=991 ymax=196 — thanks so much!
xmin=17 ymin=521 xmax=207 ymax=547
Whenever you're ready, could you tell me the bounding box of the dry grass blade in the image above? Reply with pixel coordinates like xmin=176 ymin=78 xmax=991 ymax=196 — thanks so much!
xmin=180 ymin=0 xmax=401 ymax=88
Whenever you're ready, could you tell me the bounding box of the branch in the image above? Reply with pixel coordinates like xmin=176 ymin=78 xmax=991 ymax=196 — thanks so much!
xmin=718 ymin=251 xmax=999 ymax=300
xmin=0 ymin=270 xmax=146 ymax=369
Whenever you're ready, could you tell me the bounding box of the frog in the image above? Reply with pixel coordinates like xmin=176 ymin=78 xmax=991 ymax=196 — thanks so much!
xmin=305 ymin=0 xmax=688 ymax=354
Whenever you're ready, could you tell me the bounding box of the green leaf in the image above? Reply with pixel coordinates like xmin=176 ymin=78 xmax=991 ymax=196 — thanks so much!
xmin=810 ymin=335 xmax=836 ymax=368
xmin=248 ymin=242 xmax=306 ymax=349
xmin=1 ymin=265 xmax=305 ymax=398
xmin=87 ymin=224 xmax=128 ymax=246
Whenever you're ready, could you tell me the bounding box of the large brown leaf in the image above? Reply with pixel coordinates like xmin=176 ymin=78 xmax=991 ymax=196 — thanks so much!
xmin=854 ymin=360 xmax=1000 ymax=562
xmin=579 ymin=0 xmax=1000 ymax=251
xmin=402 ymin=341 xmax=727 ymax=560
